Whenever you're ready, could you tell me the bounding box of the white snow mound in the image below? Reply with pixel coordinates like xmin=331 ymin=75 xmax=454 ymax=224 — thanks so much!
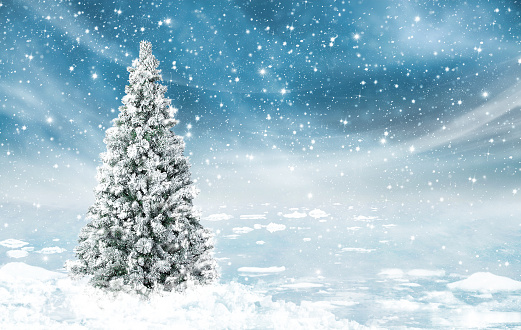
xmin=36 ymin=247 xmax=67 ymax=254
xmin=448 ymin=272 xmax=521 ymax=293
xmin=6 ymin=250 xmax=29 ymax=259
xmin=232 ymin=227 xmax=254 ymax=234
xmin=238 ymin=266 xmax=286 ymax=273
xmin=353 ymin=215 xmax=378 ymax=221
xmin=0 ymin=263 xmax=363 ymax=329
xmin=309 ymin=209 xmax=328 ymax=219
xmin=283 ymin=211 xmax=307 ymax=219
xmin=0 ymin=239 xmax=29 ymax=249
xmin=240 ymin=214 xmax=266 ymax=220
xmin=266 ymin=222 xmax=286 ymax=233
xmin=204 ymin=213 xmax=233 ymax=221
xmin=0 ymin=262 xmax=66 ymax=282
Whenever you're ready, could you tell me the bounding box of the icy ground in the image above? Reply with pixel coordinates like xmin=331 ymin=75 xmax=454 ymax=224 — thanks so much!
xmin=1 ymin=200 xmax=521 ymax=328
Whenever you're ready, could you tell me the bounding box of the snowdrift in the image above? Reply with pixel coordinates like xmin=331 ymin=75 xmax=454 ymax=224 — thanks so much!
xmin=0 ymin=262 xmax=363 ymax=329
xmin=448 ymin=272 xmax=521 ymax=293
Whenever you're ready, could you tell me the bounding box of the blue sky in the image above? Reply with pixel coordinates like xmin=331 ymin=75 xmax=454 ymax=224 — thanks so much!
xmin=1 ymin=0 xmax=521 ymax=209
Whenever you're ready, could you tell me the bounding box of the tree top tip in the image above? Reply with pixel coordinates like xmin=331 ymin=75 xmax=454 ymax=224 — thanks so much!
xmin=139 ymin=41 xmax=152 ymax=59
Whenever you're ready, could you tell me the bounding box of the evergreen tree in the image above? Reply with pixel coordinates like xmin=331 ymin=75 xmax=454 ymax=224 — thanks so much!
xmin=67 ymin=41 xmax=218 ymax=293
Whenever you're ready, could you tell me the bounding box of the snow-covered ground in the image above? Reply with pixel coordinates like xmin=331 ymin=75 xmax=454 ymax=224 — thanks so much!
xmin=0 ymin=262 xmax=363 ymax=329
xmin=1 ymin=200 xmax=521 ymax=328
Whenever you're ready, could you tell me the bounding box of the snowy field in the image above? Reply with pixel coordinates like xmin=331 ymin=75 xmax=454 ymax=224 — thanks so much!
xmin=0 ymin=263 xmax=363 ymax=329
xmin=1 ymin=199 xmax=521 ymax=328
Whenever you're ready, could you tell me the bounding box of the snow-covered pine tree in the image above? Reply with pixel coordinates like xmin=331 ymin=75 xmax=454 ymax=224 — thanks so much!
xmin=67 ymin=41 xmax=218 ymax=293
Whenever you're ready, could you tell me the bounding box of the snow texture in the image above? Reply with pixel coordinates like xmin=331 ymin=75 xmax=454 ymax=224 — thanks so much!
xmin=341 ymin=248 xmax=375 ymax=253
xmin=283 ymin=211 xmax=307 ymax=219
xmin=6 ymin=250 xmax=29 ymax=258
xmin=407 ymin=269 xmax=445 ymax=277
xmin=265 ymin=222 xmax=286 ymax=233
xmin=203 ymin=213 xmax=233 ymax=222
xmin=309 ymin=209 xmax=328 ymax=219
xmin=448 ymin=272 xmax=521 ymax=293
xmin=239 ymin=215 xmax=266 ymax=220
xmin=378 ymin=269 xmax=405 ymax=278
xmin=237 ymin=266 xmax=286 ymax=273
xmin=0 ymin=262 xmax=66 ymax=281
xmin=232 ymin=227 xmax=254 ymax=234
xmin=36 ymin=247 xmax=67 ymax=254
xmin=0 ymin=239 xmax=29 ymax=249
xmin=281 ymin=282 xmax=324 ymax=289
xmin=0 ymin=263 xmax=363 ymax=329
xmin=353 ymin=215 xmax=379 ymax=222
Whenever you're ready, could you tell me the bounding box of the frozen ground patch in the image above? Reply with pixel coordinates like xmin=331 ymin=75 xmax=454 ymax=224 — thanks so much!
xmin=239 ymin=214 xmax=266 ymax=220
xmin=378 ymin=299 xmax=422 ymax=311
xmin=378 ymin=268 xmax=445 ymax=278
xmin=0 ymin=263 xmax=363 ymax=329
xmin=204 ymin=213 xmax=233 ymax=221
xmin=407 ymin=269 xmax=445 ymax=277
xmin=36 ymin=247 xmax=67 ymax=254
xmin=283 ymin=211 xmax=307 ymax=218
xmin=453 ymin=310 xmax=521 ymax=328
xmin=353 ymin=215 xmax=378 ymax=221
xmin=238 ymin=266 xmax=286 ymax=273
xmin=232 ymin=227 xmax=254 ymax=234
xmin=6 ymin=250 xmax=29 ymax=258
xmin=281 ymin=282 xmax=324 ymax=289
xmin=0 ymin=239 xmax=29 ymax=249
xmin=309 ymin=209 xmax=328 ymax=219
xmin=378 ymin=268 xmax=405 ymax=278
xmin=341 ymin=248 xmax=375 ymax=253
xmin=266 ymin=222 xmax=286 ymax=233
